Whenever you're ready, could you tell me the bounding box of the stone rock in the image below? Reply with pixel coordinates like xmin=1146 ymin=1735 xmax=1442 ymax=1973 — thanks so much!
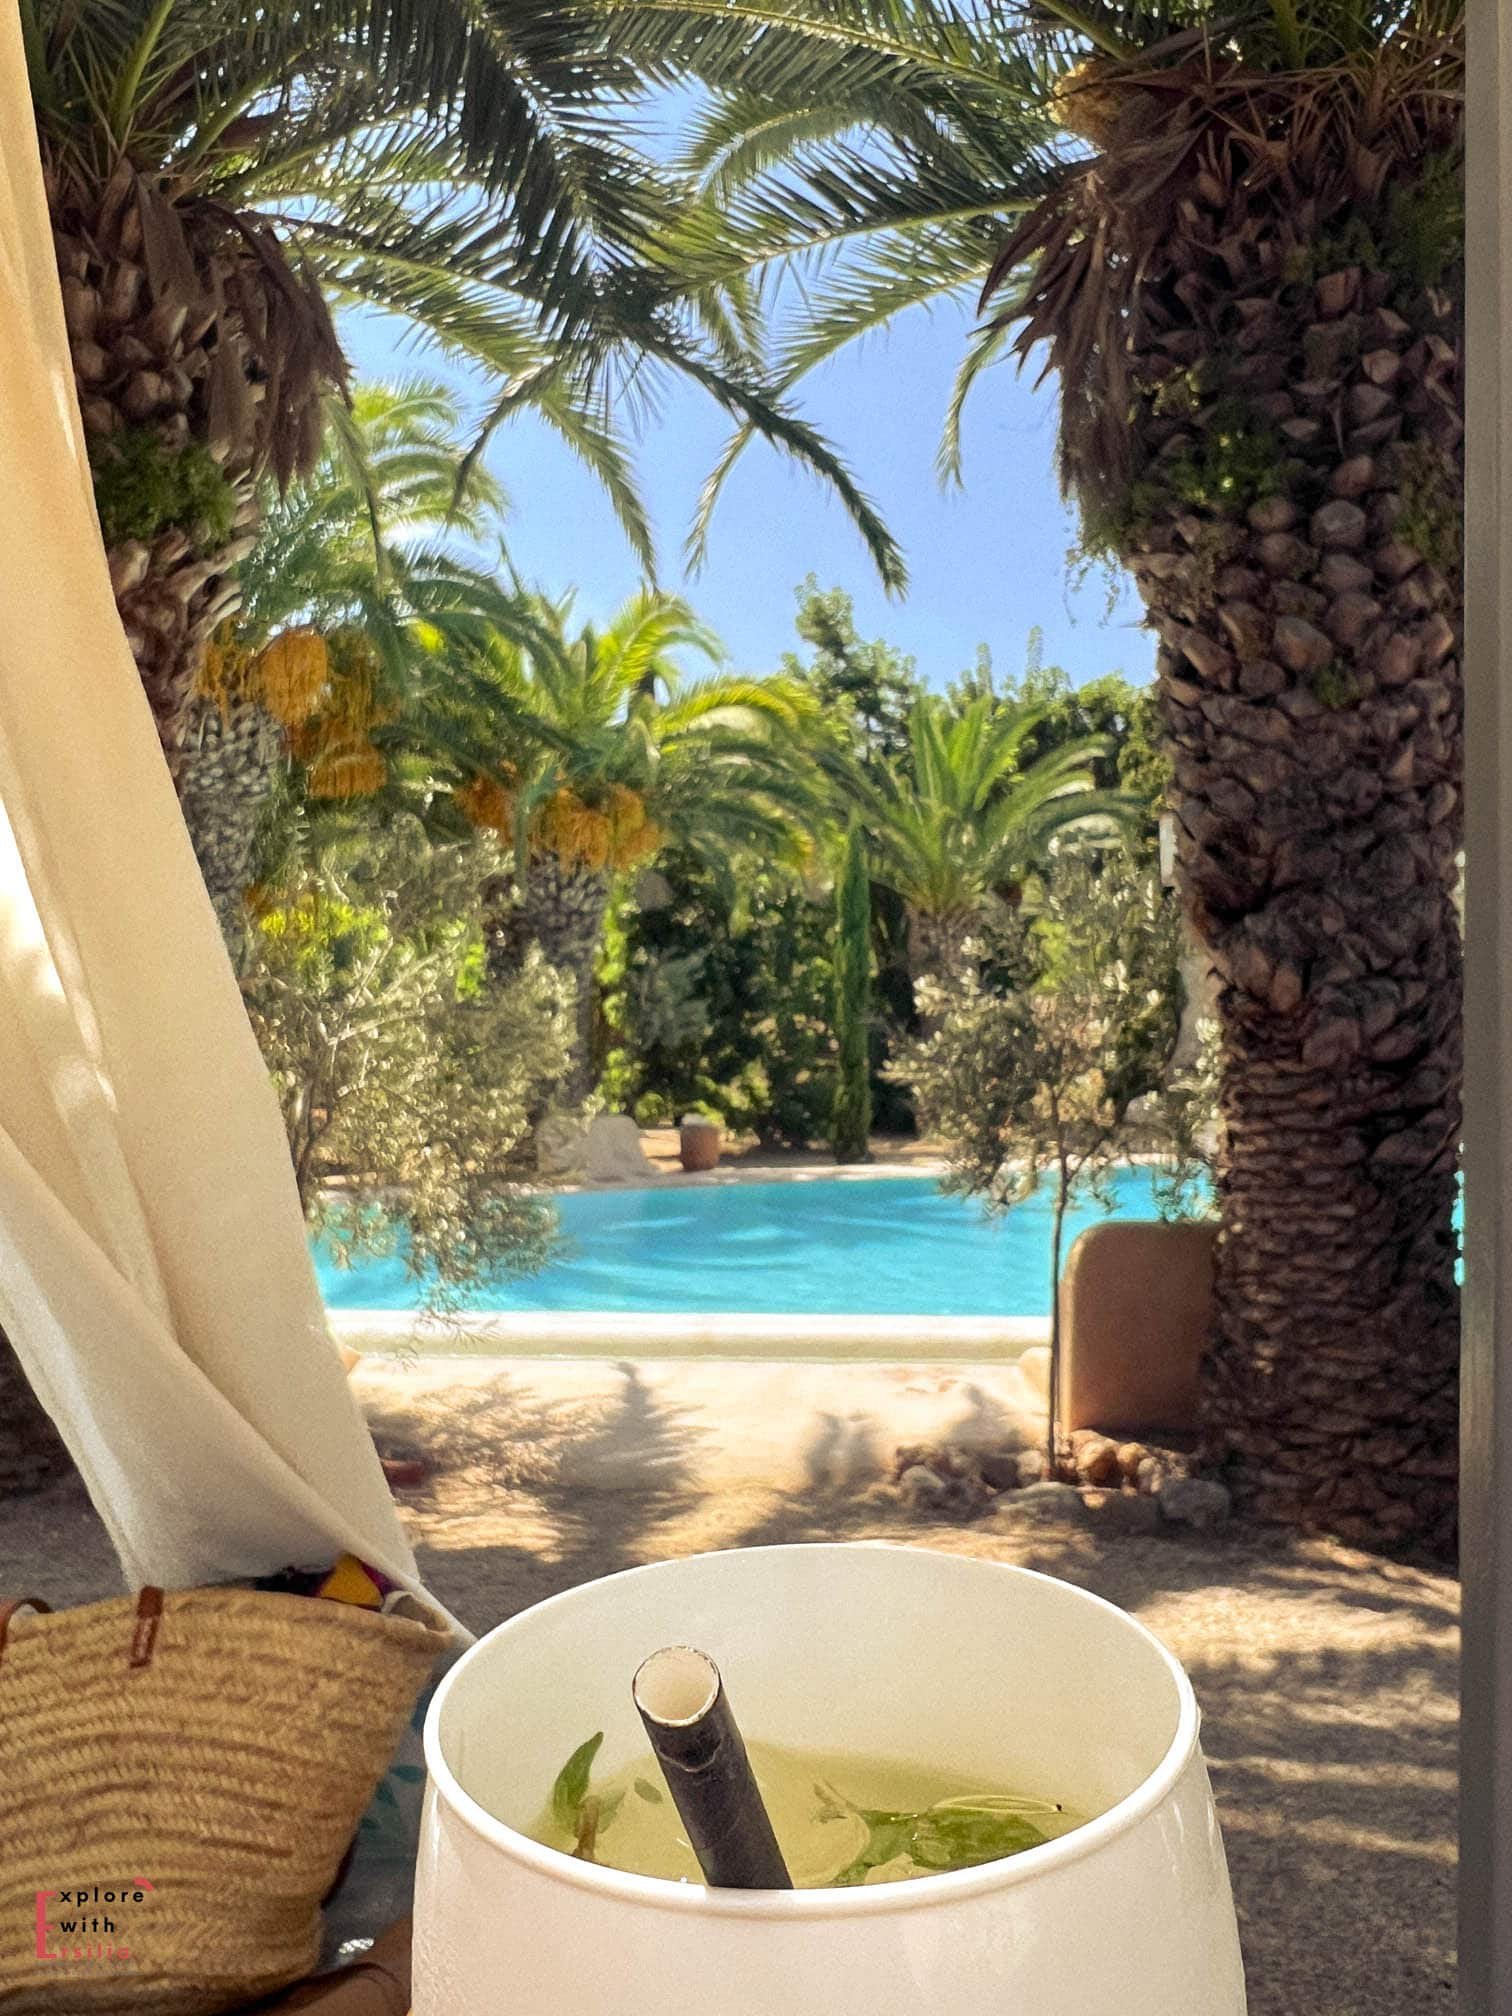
xmin=1136 ymin=1455 xmax=1170 ymax=1496
xmin=1116 ymin=1441 xmax=1148 ymax=1482
xmin=1073 ymin=1435 xmax=1122 ymax=1486
xmin=536 ymin=1113 xmax=588 ymax=1177
xmin=1347 ymin=381 xmax=1394 ymax=426
xmin=1084 ymin=1488 xmax=1163 ymax=1536
xmin=1325 ymin=590 xmax=1382 ymax=647
xmin=898 ymin=1464 xmax=949 ymax=1511
xmin=1157 ymin=1477 xmax=1233 ymax=1531
xmin=1005 ymin=1482 xmax=1089 ymax=1526
xmin=583 ymin=1113 xmax=658 ymax=1183
xmin=633 ymin=867 xmax=675 ymax=911
xmin=1372 ymin=538 xmax=1422 ymax=583
xmin=1377 ymin=633 xmax=1424 ymax=687
xmin=1418 ymin=612 xmax=1456 ymax=664
xmin=1391 ymin=570 xmax=1436 ymax=617
xmin=1314 ymin=267 xmax=1361 ymax=317
xmin=893 ymin=1445 xmax=993 ymax=1519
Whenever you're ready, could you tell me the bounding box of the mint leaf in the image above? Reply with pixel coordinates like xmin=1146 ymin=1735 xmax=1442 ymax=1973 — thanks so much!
xmin=551 ymin=1732 xmax=605 ymax=1829
xmin=831 ymin=1800 xmax=1050 ymax=1886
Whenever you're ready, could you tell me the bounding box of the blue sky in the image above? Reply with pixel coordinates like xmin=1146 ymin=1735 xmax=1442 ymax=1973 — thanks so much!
xmin=341 ymin=296 xmax=1155 ymax=691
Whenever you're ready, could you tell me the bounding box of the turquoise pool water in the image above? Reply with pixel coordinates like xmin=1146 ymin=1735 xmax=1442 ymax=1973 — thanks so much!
xmin=314 ymin=1168 xmax=1193 ymax=1318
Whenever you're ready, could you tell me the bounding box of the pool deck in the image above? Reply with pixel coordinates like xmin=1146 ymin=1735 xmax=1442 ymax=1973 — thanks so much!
xmin=352 ymin=1351 xmax=1051 ymax=1497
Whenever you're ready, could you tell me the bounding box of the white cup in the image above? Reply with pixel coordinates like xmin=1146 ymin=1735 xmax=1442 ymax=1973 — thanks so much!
xmin=415 ymin=1544 xmax=1247 ymax=2014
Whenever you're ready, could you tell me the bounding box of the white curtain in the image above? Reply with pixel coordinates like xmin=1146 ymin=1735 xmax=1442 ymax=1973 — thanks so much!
xmin=0 ymin=0 xmax=449 ymax=1619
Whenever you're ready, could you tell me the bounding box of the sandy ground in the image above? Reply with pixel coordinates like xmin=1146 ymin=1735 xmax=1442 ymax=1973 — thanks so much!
xmin=0 ymin=1353 xmax=1457 ymax=2016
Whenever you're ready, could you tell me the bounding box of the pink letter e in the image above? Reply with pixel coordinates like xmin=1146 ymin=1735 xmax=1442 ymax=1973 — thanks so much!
xmin=34 ymin=1893 xmax=59 ymax=1960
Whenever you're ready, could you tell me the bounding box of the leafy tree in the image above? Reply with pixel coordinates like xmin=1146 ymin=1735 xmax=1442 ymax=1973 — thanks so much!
xmin=23 ymin=0 xmax=903 ymax=794
xmin=831 ymin=821 xmax=874 ymax=1160
xmin=644 ymin=0 xmax=1465 ymax=1545
xmin=601 ymin=854 xmax=837 ymax=1146
xmin=898 ymin=853 xmax=1209 ymax=1465
xmin=782 ymin=579 xmax=920 ymax=772
xmin=242 ymin=820 xmax=572 ymax=1310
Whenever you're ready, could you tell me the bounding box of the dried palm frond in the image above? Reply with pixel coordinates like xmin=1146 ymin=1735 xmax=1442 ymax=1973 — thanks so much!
xmin=193 ymin=628 xmax=257 ymax=715
xmin=306 ymin=737 xmax=388 ymax=800
xmin=1049 ymin=58 xmax=1127 ymax=148
xmin=252 ymin=627 xmax=330 ymax=728
xmin=457 ymin=775 xmax=519 ymax=837
xmin=536 ymin=787 xmax=615 ymax=872
xmin=322 ymin=628 xmax=399 ymax=733
xmin=605 ymin=783 xmax=664 ymax=868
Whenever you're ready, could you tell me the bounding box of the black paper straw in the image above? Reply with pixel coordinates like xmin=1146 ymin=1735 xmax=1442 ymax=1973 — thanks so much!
xmin=633 ymin=1646 xmax=792 ymax=1890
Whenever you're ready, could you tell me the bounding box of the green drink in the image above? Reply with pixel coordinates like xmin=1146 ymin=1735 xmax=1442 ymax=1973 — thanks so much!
xmin=533 ymin=1736 xmax=1079 ymax=1887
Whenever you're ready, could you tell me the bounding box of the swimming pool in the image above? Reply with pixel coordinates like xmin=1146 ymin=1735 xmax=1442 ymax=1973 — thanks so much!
xmin=314 ymin=1168 xmax=1194 ymax=1319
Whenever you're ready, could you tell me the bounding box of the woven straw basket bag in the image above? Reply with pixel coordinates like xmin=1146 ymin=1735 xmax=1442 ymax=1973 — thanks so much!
xmin=0 ymin=1583 xmax=449 ymax=2015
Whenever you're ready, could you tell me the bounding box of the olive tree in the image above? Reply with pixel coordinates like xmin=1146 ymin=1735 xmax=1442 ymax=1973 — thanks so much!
xmin=897 ymin=854 xmax=1213 ymax=1466
xmin=243 ymin=820 xmax=572 ymax=1310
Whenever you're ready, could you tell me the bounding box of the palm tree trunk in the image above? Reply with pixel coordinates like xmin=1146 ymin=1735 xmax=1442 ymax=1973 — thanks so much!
xmin=178 ymin=696 xmax=281 ymax=960
xmin=1124 ymin=246 xmax=1462 ymax=1553
xmin=488 ymin=856 xmax=611 ymax=1102
xmin=50 ymin=161 xmax=263 ymax=771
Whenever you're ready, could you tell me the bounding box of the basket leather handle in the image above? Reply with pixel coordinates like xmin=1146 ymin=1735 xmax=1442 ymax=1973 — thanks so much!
xmin=0 ymin=1590 xmax=165 ymax=1671
xmin=130 ymin=1586 xmax=164 ymax=1668
xmin=0 ymin=1596 xmax=52 ymax=1665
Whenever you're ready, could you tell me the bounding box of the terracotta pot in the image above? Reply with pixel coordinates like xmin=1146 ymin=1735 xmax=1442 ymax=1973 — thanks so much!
xmin=678 ymin=1116 xmax=722 ymax=1172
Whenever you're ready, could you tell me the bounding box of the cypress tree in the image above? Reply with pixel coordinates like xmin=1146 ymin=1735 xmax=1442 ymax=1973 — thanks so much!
xmin=831 ymin=820 xmax=873 ymax=1161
